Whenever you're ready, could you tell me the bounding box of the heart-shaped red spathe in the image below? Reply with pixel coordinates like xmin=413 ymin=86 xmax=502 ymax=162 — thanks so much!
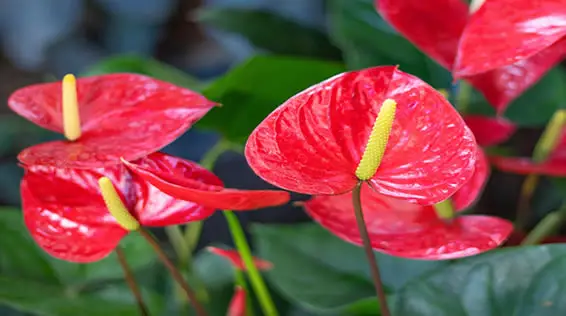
xmin=207 ymin=247 xmax=273 ymax=271
xmin=464 ymin=115 xmax=516 ymax=147
xmin=491 ymin=132 xmax=566 ymax=176
xmin=303 ymin=184 xmax=513 ymax=260
xmin=451 ymin=148 xmax=490 ymax=211
xmin=9 ymin=73 xmax=216 ymax=169
xmin=20 ymin=153 xmax=221 ymax=263
xmin=245 ymin=66 xmax=477 ymax=205
xmin=454 ymin=0 xmax=566 ymax=78
xmin=376 ymin=0 xmax=566 ymax=114
xmin=122 ymin=152 xmax=291 ymax=211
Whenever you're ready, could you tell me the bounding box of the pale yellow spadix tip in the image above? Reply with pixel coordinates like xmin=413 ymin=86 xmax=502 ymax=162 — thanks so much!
xmin=98 ymin=177 xmax=140 ymax=231
xmin=62 ymin=74 xmax=81 ymax=141
xmin=355 ymin=99 xmax=397 ymax=181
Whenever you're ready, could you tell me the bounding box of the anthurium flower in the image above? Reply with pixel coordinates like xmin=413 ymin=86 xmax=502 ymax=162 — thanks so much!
xmin=244 ymin=66 xmax=477 ymax=205
xmin=21 ymin=152 xmax=289 ymax=262
xmin=9 ymin=73 xmax=216 ymax=168
xmin=207 ymin=247 xmax=273 ymax=271
xmin=464 ymin=115 xmax=516 ymax=147
xmin=454 ymin=0 xmax=566 ymax=79
xmin=376 ymin=0 xmax=566 ymax=114
xmin=227 ymin=286 xmax=246 ymax=316
xmin=303 ymin=150 xmax=512 ymax=259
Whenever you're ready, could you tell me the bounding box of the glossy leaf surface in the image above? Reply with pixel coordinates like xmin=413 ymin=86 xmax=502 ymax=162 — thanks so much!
xmin=454 ymin=0 xmax=566 ymax=77
xmin=303 ymin=183 xmax=512 ymax=259
xmin=123 ymin=153 xmax=290 ymax=211
xmin=10 ymin=74 xmax=216 ymax=168
xmin=20 ymin=153 xmax=219 ymax=262
xmin=207 ymin=247 xmax=273 ymax=271
xmin=464 ymin=116 xmax=516 ymax=147
xmin=376 ymin=0 xmax=564 ymax=113
xmin=246 ymin=66 xmax=477 ymax=205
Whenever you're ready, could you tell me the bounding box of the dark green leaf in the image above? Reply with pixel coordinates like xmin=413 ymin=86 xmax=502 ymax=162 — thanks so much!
xmin=0 ymin=115 xmax=58 ymax=157
xmin=254 ymin=223 xmax=446 ymax=314
xmin=392 ymin=245 xmax=566 ymax=315
xmin=196 ymin=8 xmax=342 ymax=60
xmin=197 ymin=55 xmax=345 ymax=143
xmin=0 ymin=276 xmax=142 ymax=316
xmin=0 ymin=209 xmax=60 ymax=283
xmin=82 ymin=55 xmax=204 ymax=91
xmin=326 ymin=0 xmax=451 ymax=87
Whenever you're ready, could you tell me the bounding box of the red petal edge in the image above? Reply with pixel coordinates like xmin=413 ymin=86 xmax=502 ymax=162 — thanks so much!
xmin=12 ymin=74 xmax=217 ymax=168
xmin=207 ymin=247 xmax=273 ymax=271
xmin=451 ymin=148 xmax=490 ymax=211
xmin=20 ymin=164 xmax=129 ymax=263
xmin=227 ymin=287 xmax=246 ymax=316
xmin=454 ymin=0 xmax=566 ymax=77
xmin=246 ymin=66 xmax=477 ymax=205
xmin=123 ymin=152 xmax=290 ymax=211
xmin=464 ymin=115 xmax=516 ymax=147
xmin=304 ymin=184 xmax=513 ymax=260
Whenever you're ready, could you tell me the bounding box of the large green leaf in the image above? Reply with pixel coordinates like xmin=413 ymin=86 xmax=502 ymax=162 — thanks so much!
xmin=197 ymin=55 xmax=345 ymax=144
xmin=0 ymin=276 xmax=143 ymax=316
xmin=196 ymin=7 xmax=342 ymax=60
xmin=0 ymin=209 xmax=59 ymax=283
xmin=254 ymin=223 xmax=446 ymax=314
xmin=392 ymin=245 xmax=566 ymax=315
xmin=326 ymin=0 xmax=451 ymax=87
xmin=82 ymin=55 xmax=204 ymax=91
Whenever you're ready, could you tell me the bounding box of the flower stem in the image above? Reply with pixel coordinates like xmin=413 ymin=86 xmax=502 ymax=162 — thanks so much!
xmin=184 ymin=220 xmax=204 ymax=254
xmin=515 ymin=174 xmax=540 ymax=230
xmin=433 ymin=199 xmax=455 ymax=220
xmin=115 ymin=247 xmax=150 ymax=316
xmin=137 ymin=228 xmax=207 ymax=316
xmin=521 ymin=203 xmax=566 ymax=245
xmin=455 ymin=81 xmax=472 ymax=113
xmin=223 ymin=210 xmax=278 ymax=316
xmin=352 ymin=182 xmax=390 ymax=316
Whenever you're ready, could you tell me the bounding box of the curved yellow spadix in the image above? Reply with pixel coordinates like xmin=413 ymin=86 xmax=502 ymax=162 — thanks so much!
xmin=355 ymin=99 xmax=397 ymax=181
xmin=62 ymin=74 xmax=81 ymax=141
xmin=98 ymin=177 xmax=140 ymax=231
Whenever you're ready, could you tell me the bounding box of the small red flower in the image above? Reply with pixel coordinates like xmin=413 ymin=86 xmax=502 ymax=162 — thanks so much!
xmin=464 ymin=115 xmax=516 ymax=147
xmin=245 ymin=66 xmax=477 ymax=205
xmin=21 ymin=152 xmax=289 ymax=263
xmin=227 ymin=286 xmax=246 ymax=316
xmin=121 ymin=154 xmax=290 ymax=211
xmin=207 ymin=247 xmax=273 ymax=271
xmin=376 ymin=0 xmax=566 ymax=114
xmin=9 ymin=74 xmax=216 ymax=168
xmin=303 ymin=151 xmax=512 ymax=260
xmin=454 ymin=0 xmax=566 ymax=79
xmin=491 ymin=132 xmax=566 ymax=176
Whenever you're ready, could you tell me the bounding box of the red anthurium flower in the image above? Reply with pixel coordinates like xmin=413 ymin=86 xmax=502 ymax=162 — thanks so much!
xmin=376 ymin=0 xmax=566 ymax=114
xmin=454 ymin=0 xmax=566 ymax=79
xmin=464 ymin=115 xmax=516 ymax=147
xmin=21 ymin=152 xmax=288 ymax=263
xmin=9 ymin=74 xmax=216 ymax=168
xmin=303 ymin=151 xmax=512 ymax=260
xmin=207 ymin=247 xmax=273 ymax=271
xmin=227 ymin=286 xmax=246 ymax=316
xmin=121 ymin=153 xmax=290 ymax=211
xmin=245 ymin=66 xmax=477 ymax=205
xmin=491 ymin=132 xmax=566 ymax=176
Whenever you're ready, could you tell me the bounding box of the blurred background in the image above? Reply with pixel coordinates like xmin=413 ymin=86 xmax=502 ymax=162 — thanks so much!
xmin=0 ymin=0 xmax=565 ymax=315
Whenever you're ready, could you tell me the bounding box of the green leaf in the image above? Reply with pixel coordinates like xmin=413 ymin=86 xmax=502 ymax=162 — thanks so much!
xmin=82 ymin=55 xmax=204 ymax=91
xmin=254 ymin=223 xmax=447 ymax=314
xmin=0 ymin=276 xmax=143 ymax=316
xmin=196 ymin=8 xmax=342 ymax=60
xmin=0 ymin=115 xmax=57 ymax=157
xmin=0 ymin=209 xmax=60 ymax=283
xmin=197 ymin=55 xmax=345 ymax=143
xmin=326 ymin=0 xmax=451 ymax=87
xmin=392 ymin=245 xmax=566 ymax=315
xmin=49 ymin=233 xmax=156 ymax=286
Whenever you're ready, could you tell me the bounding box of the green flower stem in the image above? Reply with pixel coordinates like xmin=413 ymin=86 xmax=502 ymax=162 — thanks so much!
xmin=522 ymin=204 xmax=566 ymax=245
xmin=116 ymin=247 xmax=150 ymax=316
xmin=433 ymin=199 xmax=455 ymax=220
xmin=165 ymin=226 xmax=190 ymax=266
xmin=455 ymin=81 xmax=472 ymax=113
xmin=223 ymin=210 xmax=278 ymax=316
xmin=515 ymin=174 xmax=540 ymax=230
xmin=352 ymin=182 xmax=391 ymax=316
